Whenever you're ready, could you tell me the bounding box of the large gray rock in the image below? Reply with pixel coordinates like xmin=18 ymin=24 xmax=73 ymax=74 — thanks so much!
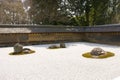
xmin=14 ymin=43 xmax=23 ymax=53
xmin=60 ymin=43 xmax=66 ymax=48
xmin=90 ymin=47 xmax=106 ymax=56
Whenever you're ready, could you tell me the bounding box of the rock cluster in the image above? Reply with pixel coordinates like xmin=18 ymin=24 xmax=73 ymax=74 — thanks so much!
xmin=48 ymin=43 xmax=66 ymax=49
xmin=14 ymin=43 xmax=31 ymax=54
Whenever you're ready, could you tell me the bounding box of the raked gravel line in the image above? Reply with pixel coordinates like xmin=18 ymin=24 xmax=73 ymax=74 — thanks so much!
xmin=0 ymin=42 xmax=120 ymax=80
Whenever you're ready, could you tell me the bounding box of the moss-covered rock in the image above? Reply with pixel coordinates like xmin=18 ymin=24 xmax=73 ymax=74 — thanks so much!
xmin=48 ymin=45 xmax=60 ymax=49
xmin=82 ymin=52 xmax=115 ymax=59
xmin=9 ymin=49 xmax=35 ymax=55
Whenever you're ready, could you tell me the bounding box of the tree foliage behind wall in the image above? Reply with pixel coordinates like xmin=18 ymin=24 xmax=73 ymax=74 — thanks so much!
xmin=0 ymin=0 xmax=27 ymax=24
xmin=28 ymin=0 xmax=71 ymax=25
xmin=0 ymin=0 xmax=120 ymax=26
xmin=28 ymin=0 xmax=120 ymax=26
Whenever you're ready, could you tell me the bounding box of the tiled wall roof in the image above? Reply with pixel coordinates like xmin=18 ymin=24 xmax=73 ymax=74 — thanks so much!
xmin=0 ymin=24 xmax=120 ymax=33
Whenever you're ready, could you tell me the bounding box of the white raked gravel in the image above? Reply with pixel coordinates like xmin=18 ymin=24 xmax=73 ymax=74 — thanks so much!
xmin=0 ymin=42 xmax=120 ymax=80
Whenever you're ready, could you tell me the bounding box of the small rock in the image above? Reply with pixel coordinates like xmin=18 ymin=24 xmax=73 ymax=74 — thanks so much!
xmin=60 ymin=43 xmax=66 ymax=48
xmin=23 ymin=48 xmax=31 ymax=54
xmin=23 ymin=48 xmax=31 ymax=51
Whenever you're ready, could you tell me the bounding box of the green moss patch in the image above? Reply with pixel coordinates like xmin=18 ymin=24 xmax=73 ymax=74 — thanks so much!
xmin=9 ymin=50 xmax=35 ymax=55
xmin=82 ymin=52 xmax=115 ymax=59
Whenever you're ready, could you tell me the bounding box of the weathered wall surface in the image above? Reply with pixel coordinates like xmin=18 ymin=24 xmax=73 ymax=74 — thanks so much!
xmin=0 ymin=33 xmax=83 ymax=46
xmin=0 ymin=24 xmax=120 ymax=46
xmin=83 ymin=32 xmax=120 ymax=45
